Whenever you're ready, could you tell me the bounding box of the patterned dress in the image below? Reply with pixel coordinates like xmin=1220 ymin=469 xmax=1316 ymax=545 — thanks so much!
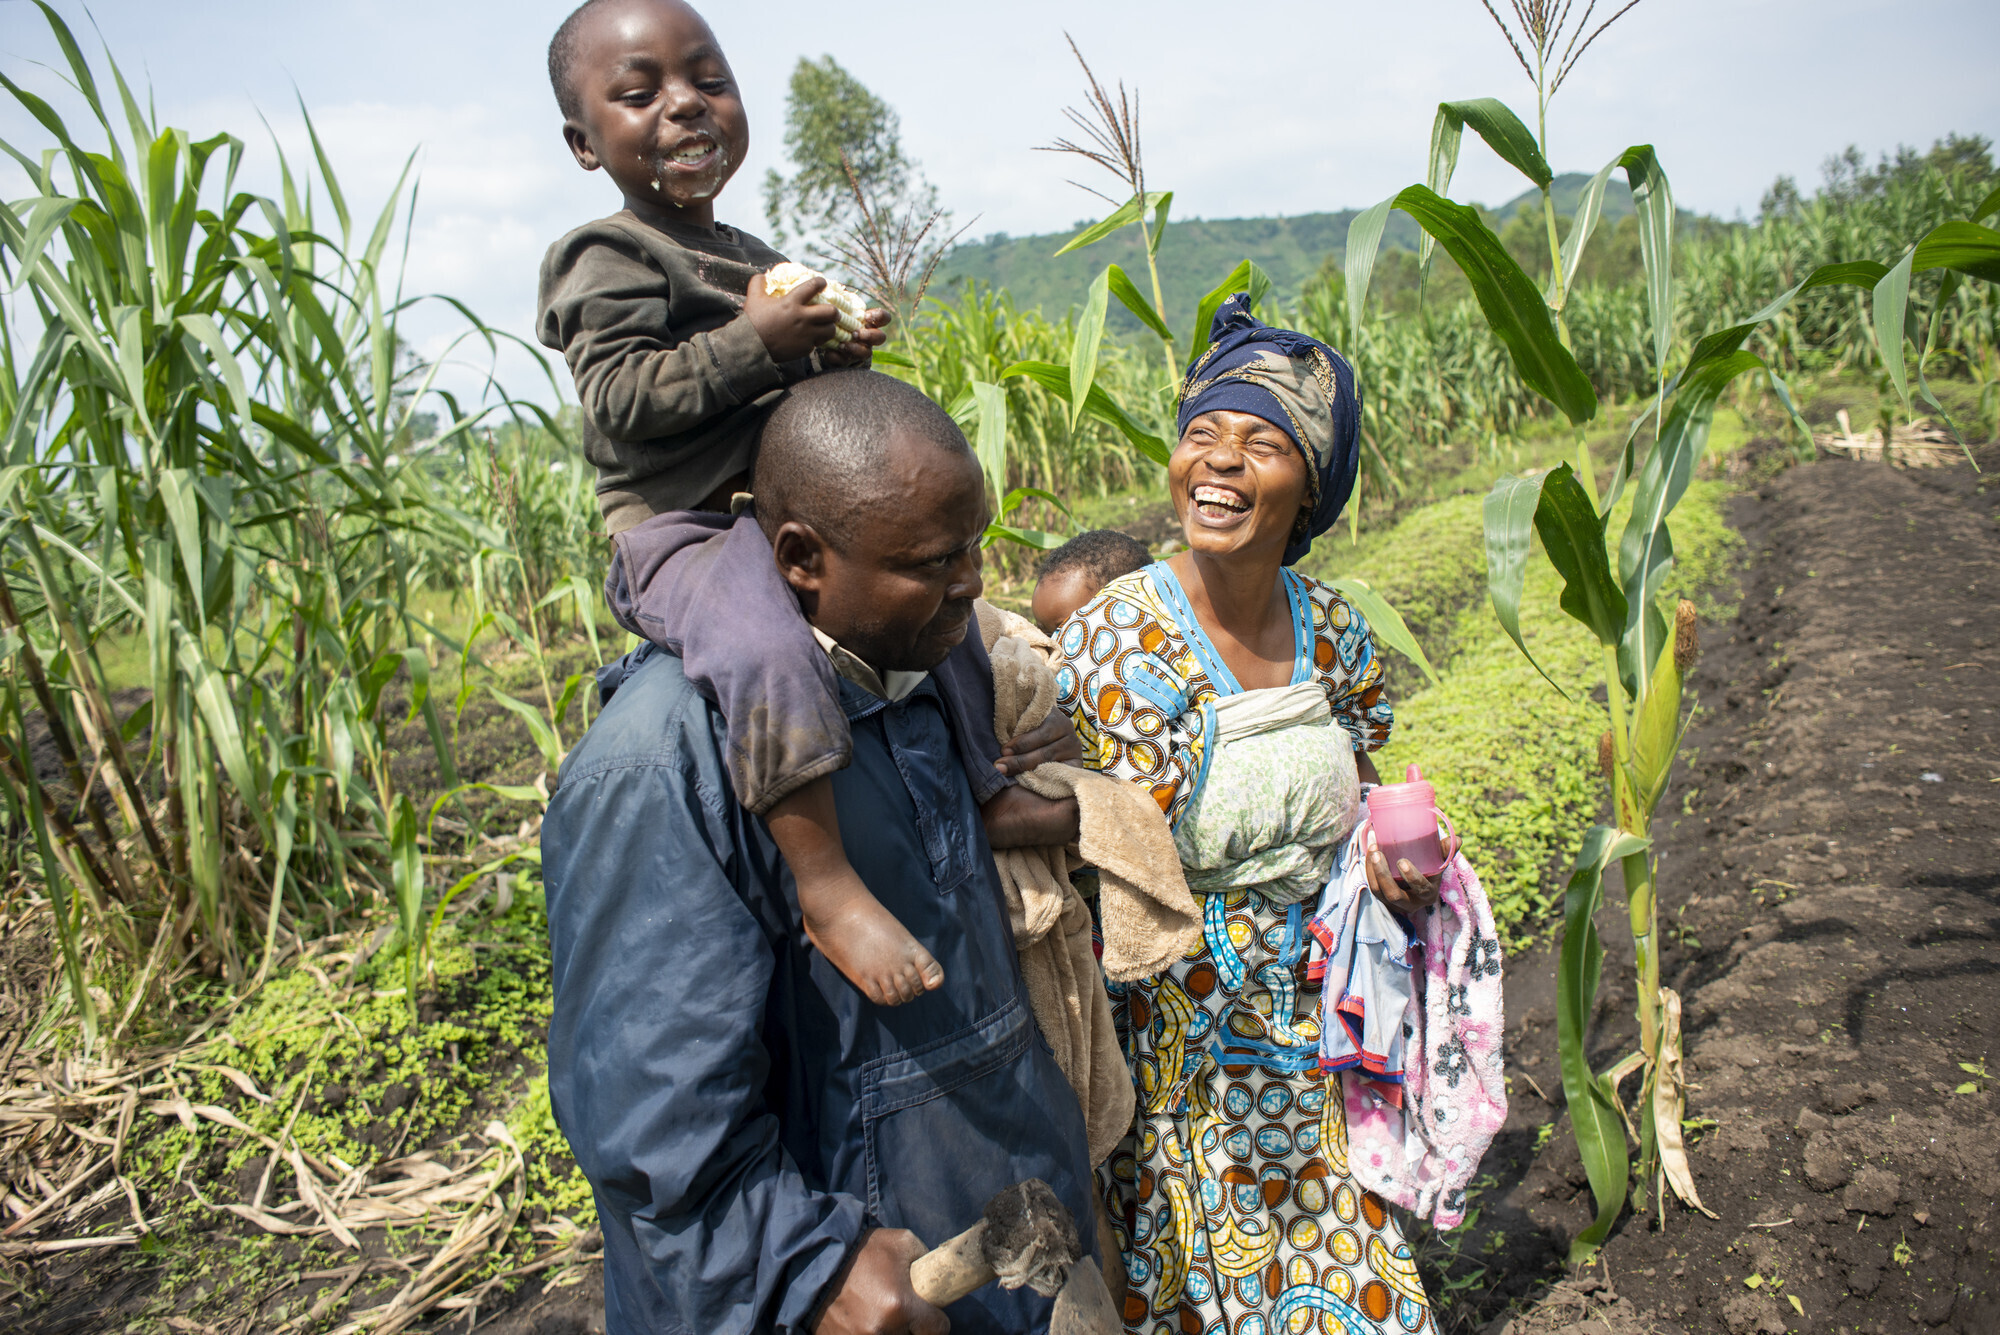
xmin=1054 ymin=562 xmax=1435 ymax=1335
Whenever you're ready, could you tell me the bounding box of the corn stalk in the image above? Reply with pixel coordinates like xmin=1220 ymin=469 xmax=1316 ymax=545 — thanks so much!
xmin=1337 ymin=4 xmax=2000 ymax=1263
xmin=0 ymin=1 xmax=561 ymax=1035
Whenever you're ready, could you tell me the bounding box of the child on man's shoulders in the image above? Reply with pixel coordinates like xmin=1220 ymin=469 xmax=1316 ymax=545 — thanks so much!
xmin=537 ymin=0 xmax=1075 ymax=1007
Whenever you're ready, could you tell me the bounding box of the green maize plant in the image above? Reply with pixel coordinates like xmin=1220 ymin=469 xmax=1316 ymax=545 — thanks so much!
xmin=1345 ymin=0 xmax=2000 ymax=1263
xmin=893 ymin=283 xmax=1163 ymax=507
xmin=898 ymin=41 xmax=1439 ymax=674
xmin=0 ymin=3 xmax=561 ymax=1036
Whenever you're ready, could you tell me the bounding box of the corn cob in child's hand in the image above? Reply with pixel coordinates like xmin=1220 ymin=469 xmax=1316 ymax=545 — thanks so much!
xmin=763 ymin=262 xmax=869 ymax=347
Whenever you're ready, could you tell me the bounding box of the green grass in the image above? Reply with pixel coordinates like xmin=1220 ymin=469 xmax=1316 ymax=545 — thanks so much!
xmin=1357 ymin=477 xmax=1741 ymax=943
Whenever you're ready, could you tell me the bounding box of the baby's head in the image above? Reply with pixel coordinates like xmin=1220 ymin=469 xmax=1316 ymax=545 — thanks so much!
xmin=1031 ymin=530 xmax=1153 ymax=634
xmin=549 ymin=0 xmax=746 ymax=224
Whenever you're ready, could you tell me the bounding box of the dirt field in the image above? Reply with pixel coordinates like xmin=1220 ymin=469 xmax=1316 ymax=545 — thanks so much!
xmin=1470 ymin=448 xmax=2000 ymax=1335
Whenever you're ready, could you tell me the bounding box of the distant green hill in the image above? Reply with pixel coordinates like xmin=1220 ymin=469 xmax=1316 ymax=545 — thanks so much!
xmin=932 ymin=173 xmax=1640 ymax=332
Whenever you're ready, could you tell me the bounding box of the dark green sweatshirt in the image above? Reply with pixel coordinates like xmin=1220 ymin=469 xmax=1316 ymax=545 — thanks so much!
xmin=537 ymin=212 xmax=813 ymax=534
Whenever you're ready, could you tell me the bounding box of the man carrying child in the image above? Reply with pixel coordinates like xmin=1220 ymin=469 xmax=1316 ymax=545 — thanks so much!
xmin=537 ymin=3 xmax=1097 ymax=1331
xmin=539 ymin=0 xmax=1075 ymax=1012
xmin=542 ymin=371 xmax=1098 ymax=1334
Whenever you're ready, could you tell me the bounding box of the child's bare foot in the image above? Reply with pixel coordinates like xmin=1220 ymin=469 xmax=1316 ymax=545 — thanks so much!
xmin=769 ymin=777 xmax=940 ymax=1005
xmin=799 ymin=866 xmax=944 ymax=1006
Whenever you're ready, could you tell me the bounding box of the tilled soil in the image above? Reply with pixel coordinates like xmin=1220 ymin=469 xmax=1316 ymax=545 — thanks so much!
xmin=1482 ymin=451 xmax=2000 ymax=1335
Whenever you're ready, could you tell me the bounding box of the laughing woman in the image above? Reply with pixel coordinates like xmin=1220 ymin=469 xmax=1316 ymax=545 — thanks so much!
xmin=1054 ymin=297 xmax=1444 ymax=1335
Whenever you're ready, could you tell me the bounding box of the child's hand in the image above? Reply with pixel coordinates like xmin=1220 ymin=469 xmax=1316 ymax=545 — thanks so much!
xmin=745 ymin=273 xmax=842 ymax=362
xmin=821 ymin=308 xmax=892 ymax=367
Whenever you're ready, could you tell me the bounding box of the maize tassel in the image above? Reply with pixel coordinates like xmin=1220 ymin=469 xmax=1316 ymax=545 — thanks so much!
xmin=763 ymin=262 xmax=868 ymax=347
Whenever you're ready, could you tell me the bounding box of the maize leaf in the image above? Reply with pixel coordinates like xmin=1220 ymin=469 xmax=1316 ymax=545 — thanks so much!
xmin=1876 ymin=221 xmax=2000 ymax=420
xmin=1106 ymin=264 xmax=1173 ymax=343
xmin=1911 ymin=219 xmax=2000 ymax=282
xmin=1559 ymin=825 xmax=1651 ymax=1265
xmin=1481 ymin=471 xmax=1567 ymax=698
xmin=1556 ymin=148 xmax=1673 ymax=407
xmin=1327 ymin=577 xmax=1438 ymax=686
xmin=1367 ymin=186 xmax=1597 ymax=426
xmin=1188 ymin=259 xmax=1272 ymax=356
xmin=997 ymin=360 xmax=1170 ymax=466
xmin=1345 ymin=196 xmax=1395 ymax=354
xmin=1629 ymin=635 xmax=1683 ymax=816
xmin=1873 ymin=248 xmax=1917 ymax=417
xmin=1651 ymin=988 xmax=1715 ymax=1217
xmin=1069 ymin=266 xmax=1110 ymax=431
xmin=486 ymin=687 xmax=561 ymax=774
xmin=389 ymin=793 xmax=423 ymax=999
xmin=1617 ymin=350 xmax=1761 ymax=700
xmin=1532 ymin=463 xmax=1627 ymax=649
xmin=968 ymin=380 xmax=1009 ymax=498
xmin=1052 ymin=191 xmax=1171 ymax=257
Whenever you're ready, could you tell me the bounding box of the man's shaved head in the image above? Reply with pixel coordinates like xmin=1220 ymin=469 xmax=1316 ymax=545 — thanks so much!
xmin=754 ymin=370 xmax=977 ymax=550
xmin=756 ymin=371 xmax=986 ymax=672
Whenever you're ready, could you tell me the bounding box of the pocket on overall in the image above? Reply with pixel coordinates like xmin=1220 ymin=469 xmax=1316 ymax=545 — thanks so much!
xmin=857 ymin=998 xmax=1090 ymax=1251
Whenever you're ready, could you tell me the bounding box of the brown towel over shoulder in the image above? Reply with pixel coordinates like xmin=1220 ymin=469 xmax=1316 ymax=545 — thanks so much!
xmin=976 ymin=601 xmax=1200 ymax=1164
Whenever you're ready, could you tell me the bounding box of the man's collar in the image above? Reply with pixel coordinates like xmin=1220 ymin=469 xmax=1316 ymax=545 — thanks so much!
xmin=809 ymin=625 xmax=928 ymax=703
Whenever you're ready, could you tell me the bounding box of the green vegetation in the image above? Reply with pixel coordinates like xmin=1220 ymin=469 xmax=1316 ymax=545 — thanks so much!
xmin=4 ymin=3 xmax=1999 ymax=1327
xmin=1296 ymin=408 xmax=1743 ymax=945
xmin=933 ymin=174 xmax=1650 ymax=332
xmin=761 ymin=53 xmax=947 ymax=266
xmin=1325 ymin=0 xmax=2000 ymax=1268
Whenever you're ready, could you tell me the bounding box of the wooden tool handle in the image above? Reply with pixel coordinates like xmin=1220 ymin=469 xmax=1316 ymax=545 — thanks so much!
xmin=909 ymin=1220 xmax=993 ymax=1309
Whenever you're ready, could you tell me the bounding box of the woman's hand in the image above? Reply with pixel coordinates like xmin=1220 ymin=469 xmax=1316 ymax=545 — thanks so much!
xmin=997 ymin=711 xmax=1082 ymax=775
xmin=1360 ymin=825 xmax=1453 ymax=916
xmin=813 ymin=1228 xmax=949 ymax=1335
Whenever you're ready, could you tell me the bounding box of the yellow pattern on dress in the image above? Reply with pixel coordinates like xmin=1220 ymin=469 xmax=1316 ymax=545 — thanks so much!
xmin=1098 ymin=885 xmax=1436 ymax=1335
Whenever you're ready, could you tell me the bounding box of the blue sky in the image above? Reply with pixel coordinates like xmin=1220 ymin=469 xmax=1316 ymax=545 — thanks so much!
xmin=3 ymin=0 xmax=1996 ymax=406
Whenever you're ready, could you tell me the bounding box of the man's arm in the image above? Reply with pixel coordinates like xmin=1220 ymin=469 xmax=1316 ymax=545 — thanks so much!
xmin=543 ymin=749 xmax=863 ymax=1334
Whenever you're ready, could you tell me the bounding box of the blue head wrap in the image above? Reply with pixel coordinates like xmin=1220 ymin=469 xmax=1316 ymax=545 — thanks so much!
xmin=1175 ymin=294 xmax=1362 ymax=565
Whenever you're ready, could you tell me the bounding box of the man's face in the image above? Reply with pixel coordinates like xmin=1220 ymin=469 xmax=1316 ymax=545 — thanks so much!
xmin=561 ymin=0 xmax=748 ymax=226
xmin=778 ymin=436 xmax=988 ymax=674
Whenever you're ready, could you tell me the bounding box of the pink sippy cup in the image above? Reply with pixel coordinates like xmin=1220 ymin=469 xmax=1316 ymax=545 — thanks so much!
xmin=1364 ymin=764 xmax=1455 ymax=880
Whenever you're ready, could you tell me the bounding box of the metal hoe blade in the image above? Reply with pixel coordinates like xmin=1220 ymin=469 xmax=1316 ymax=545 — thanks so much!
xmin=1050 ymin=1259 xmax=1121 ymax=1335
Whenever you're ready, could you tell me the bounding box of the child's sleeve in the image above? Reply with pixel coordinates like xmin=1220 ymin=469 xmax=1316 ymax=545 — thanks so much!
xmin=539 ymin=228 xmax=804 ymax=444
xmin=1315 ymin=588 xmax=1393 ymax=751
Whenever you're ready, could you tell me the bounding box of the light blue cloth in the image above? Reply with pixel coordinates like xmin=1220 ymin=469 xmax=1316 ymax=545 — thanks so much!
xmin=1311 ymin=827 xmax=1419 ymax=1085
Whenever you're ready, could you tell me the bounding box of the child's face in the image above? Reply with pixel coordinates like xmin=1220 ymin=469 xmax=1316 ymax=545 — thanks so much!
xmin=1031 ymin=568 xmax=1104 ymax=636
xmin=561 ymin=0 xmax=748 ymax=228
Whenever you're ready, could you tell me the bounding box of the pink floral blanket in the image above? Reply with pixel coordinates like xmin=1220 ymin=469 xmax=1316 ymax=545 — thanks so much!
xmin=1327 ymin=847 xmax=1507 ymax=1229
